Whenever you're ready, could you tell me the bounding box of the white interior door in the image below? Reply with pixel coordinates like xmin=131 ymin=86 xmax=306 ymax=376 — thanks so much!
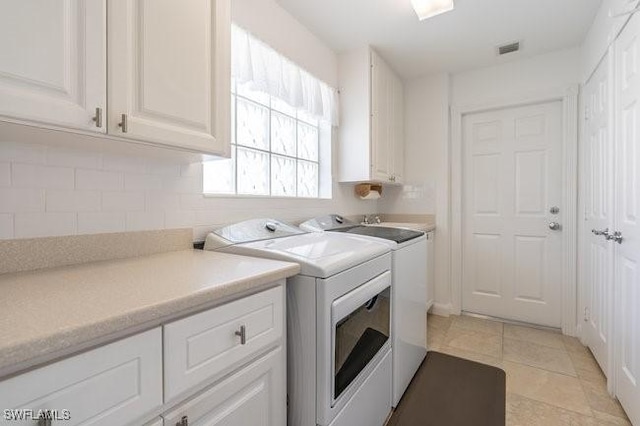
xmin=108 ymin=0 xmax=231 ymax=155
xmin=582 ymin=51 xmax=614 ymax=375
xmin=462 ymin=102 xmax=564 ymax=327
xmin=0 ymin=0 xmax=106 ymax=132
xmin=614 ymin=13 xmax=640 ymax=425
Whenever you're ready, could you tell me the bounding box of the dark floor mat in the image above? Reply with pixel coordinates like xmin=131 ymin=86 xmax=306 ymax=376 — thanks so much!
xmin=387 ymin=351 xmax=506 ymax=426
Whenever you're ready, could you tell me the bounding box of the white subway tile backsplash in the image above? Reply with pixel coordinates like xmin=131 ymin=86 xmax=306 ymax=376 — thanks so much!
xmin=102 ymin=154 xmax=146 ymax=173
xmin=126 ymin=211 xmax=165 ymax=231
xmin=12 ymin=163 xmax=75 ymax=189
xmin=165 ymin=210 xmax=197 ymax=228
xmin=0 ymin=214 xmax=14 ymax=239
xmin=76 ymin=169 xmax=124 ymax=191
xmin=0 ymin=163 xmax=10 ymax=186
xmin=180 ymin=193 xmax=206 ymax=210
xmin=145 ymin=192 xmax=181 ymax=212
xmin=125 ymin=174 xmax=163 ymax=191
xmin=102 ymin=191 xmax=145 ymax=212
xmin=162 ymin=175 xmax=202 ymax=193
xmin=0 ymin=188 xmax=45 ymax=212
xmin=46 ymin=147 xmax=101 ymax=169
xmin=14 ymin=212 xmax=76 ymax=238
xmin=180 ymin=163 xmax=203 ymax=177
xmin=146 ymin=162 xmax=181 ymax=177
xmin=77 ymin=212 xmax=126 ymax=234
xmin=0 ymin=137 xmax=369 ymax=239
xmin=46 ymin=190 xmax=101 ymax=212
xmin=0 ymin=142 xmax=46 ymax=164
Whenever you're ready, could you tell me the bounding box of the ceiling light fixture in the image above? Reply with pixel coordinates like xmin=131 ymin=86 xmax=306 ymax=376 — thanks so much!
xmin=411 ymin=0 xmax=454 ymax=20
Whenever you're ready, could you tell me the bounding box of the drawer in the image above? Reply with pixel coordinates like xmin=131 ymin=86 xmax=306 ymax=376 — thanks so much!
xmin=162 ymin=347 xmax=285 ymax=426
xmin=164 ymin=285 xmax=284 ymax=401
xmin=0 ymin=328 xmax=163 ymax=426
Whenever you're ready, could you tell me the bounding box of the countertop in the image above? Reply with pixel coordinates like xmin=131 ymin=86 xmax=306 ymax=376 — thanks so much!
xmin=0 ymin=250 xmax=300 ymax=378
xmin=368 ymin=221 xmax=436 ymax=232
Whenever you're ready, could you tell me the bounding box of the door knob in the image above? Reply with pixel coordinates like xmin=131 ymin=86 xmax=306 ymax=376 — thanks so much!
xmin=606 ymin=231 xmax=624 ymax=244
xmin=549 ymin=222 xmax=561 ymax=231
xmin=592 ymin=228 xmax=609 ymax=236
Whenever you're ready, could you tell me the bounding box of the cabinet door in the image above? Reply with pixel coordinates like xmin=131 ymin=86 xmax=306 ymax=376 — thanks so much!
xmin=391 ymin=75 xmax=404 ymax=184
xmin=108 ymin=0 xmax=231 ymax=155
xmin=371 ymin=51 xmax=391 ymax=182
xmin=614 ymin=12 xmax=640 ymax=425
xmin=162 ymin=347 xmax=285 ymax=426
xmin=0 ymin=328 xmax=163 ymax=426
xmin=0 ymin=0 xmax=106 ymax=133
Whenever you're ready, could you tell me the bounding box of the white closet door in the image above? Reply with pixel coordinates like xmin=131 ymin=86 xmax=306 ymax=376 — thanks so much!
xmin=462 ymin=102 xmax=564 ymax=327
xmin=108 ymin=0 xmax=231 ymax=155
xmin=582 ymin=51 xmax=614 ymax=376
xmin=614 ymin=12 xmax=640 ymax=425
xmin=0 ymin=0 xmax=106 ymax=132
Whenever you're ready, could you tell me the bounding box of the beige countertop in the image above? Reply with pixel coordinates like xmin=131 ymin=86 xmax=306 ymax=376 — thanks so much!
xmin=0 ymin=250 xmax=300 ymax=378
xmin=369 ymin=221 xmax=436 ymax=232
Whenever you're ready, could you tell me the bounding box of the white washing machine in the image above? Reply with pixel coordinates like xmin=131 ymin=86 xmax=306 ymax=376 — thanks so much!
xmin=204 ymin=219 xmax=393 ymax=426
xmin=300 ymin=214 xmax=428 ymax=407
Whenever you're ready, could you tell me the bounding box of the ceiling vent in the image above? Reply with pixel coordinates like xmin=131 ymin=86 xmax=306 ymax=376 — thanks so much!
xmin=497 ymin=41 xmax=521 ymax=56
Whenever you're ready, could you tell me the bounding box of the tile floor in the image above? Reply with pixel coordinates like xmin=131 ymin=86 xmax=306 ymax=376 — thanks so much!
xmin=427 ymin=314 xmax=632 ymax=426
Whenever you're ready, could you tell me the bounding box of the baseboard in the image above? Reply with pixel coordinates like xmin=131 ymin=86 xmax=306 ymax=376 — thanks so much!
xmin=429 ymin=303 xmax=453 ymax=317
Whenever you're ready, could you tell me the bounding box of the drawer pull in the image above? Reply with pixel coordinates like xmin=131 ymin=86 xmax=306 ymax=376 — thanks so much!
xmin=176 ymin=415 xmax=188 ymax=426
xmin=234 ymin=325 xmax=246 ymax=345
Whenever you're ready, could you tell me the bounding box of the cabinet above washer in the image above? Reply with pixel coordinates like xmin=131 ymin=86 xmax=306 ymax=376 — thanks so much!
xmin=337 ymin=47 xmax=404 ymax=185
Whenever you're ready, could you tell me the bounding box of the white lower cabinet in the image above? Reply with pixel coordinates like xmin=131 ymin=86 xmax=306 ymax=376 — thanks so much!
xmin=0 ymin=284 xmax=286 ymax=426
xmin=0 ymin=328 xmax=163 ymax=426
xmin=162 ymin=347 xmax=285 ymax=426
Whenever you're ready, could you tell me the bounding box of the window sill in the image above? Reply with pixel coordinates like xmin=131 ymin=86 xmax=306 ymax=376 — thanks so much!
xmin=203 ymin=193 xmax=332 ymax=201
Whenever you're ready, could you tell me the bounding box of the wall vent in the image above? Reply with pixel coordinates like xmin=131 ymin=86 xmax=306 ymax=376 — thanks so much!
xmin=497 ymin=41 xmax=520 ymax=56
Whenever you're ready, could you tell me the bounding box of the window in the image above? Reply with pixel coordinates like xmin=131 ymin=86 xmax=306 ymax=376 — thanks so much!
xmin=204 ymin=82 xmax=323 ymax=197
xmin=203 ymin=25 xmax=337 ymax=199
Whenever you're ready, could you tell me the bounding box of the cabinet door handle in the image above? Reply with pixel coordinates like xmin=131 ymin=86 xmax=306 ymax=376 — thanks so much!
xmin=118 ymin=113 xmax=128 ymax=133
xmin=235 ymin=325 xmax=247 ymax=345
xmin=176 ymin=415 xmax=188 ymax=426
xmin=92 ymin=107 xmax=103 ymax=128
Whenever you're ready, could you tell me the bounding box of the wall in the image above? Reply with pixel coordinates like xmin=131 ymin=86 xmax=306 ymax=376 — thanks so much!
xmin=379 ymin=72 xmax=451 ymax=311
xmin=0 ymin=0 xmax=374 ymax=241
xmin=452 ymin=47 xmax=581 ymax=106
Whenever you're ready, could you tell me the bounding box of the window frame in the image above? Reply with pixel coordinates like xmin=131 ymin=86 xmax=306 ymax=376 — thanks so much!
xmin=203 ymin=82 xmax=324 ymax=199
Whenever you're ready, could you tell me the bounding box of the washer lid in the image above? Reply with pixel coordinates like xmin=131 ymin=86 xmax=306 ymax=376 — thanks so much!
xmin=331 ymin=225 xmax=424 ymax=244
xmin=204 ymin=218 xmax=305 ymax=250
xmin=299 ymin=214 xmax=357 ymax=232
xmin=217 ymin=232 xmax=390 ymax=278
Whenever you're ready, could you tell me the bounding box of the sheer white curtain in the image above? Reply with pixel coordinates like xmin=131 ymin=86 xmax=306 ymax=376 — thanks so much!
xmin=231 ymin=24 xmax=339 ymax=126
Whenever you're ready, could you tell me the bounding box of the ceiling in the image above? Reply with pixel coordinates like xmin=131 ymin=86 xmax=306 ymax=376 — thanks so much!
xmin=274 ymin=0 xmax=602 ymax=78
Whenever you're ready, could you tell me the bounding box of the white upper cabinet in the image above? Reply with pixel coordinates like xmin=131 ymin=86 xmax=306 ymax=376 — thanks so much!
xmin=0 ymin=0 xmax=231 ymax=156
xmin=108 ymin=0 xmax=231 ymax=156
xmin=338 ymin=47 xmax=404 ymax=184
xmin=0 ymin=0 xmax=107 ymax=133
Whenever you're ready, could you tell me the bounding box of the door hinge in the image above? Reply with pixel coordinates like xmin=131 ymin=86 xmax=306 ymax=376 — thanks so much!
xmin=584 ymin=307 xmax=590 ymax=322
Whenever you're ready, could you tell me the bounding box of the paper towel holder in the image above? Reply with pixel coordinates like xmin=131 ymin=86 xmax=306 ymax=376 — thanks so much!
xmin=355 ymin=183 xmax=383 ymax=200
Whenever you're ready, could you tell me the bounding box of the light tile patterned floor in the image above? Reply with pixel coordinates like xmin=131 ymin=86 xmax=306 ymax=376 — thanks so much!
xmin=427 ymin=314 xmax=632 ymax=426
